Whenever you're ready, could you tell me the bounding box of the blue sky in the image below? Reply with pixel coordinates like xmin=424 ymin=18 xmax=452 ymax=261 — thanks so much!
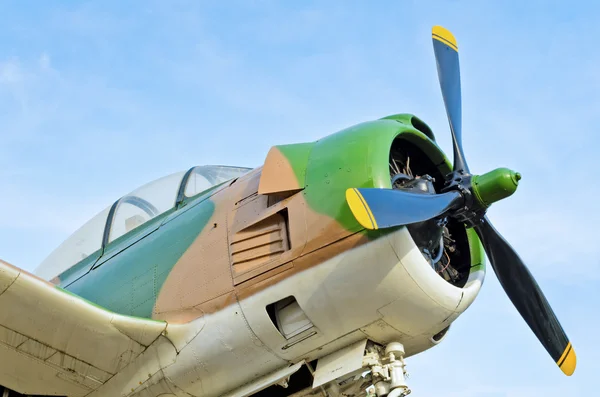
xmin=0 ymin=1 xmax=597 ymax=395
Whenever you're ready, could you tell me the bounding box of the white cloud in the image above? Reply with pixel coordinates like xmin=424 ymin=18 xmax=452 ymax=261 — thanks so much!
xmin=0 ymin=58 xmax=23 ymax=84
xmin=39 ymin=52 xmax=51 ymax=70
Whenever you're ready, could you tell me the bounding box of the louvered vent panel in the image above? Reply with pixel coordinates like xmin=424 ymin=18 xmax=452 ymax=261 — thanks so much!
xmin=231 ymin=213 xmax=289 ymax=276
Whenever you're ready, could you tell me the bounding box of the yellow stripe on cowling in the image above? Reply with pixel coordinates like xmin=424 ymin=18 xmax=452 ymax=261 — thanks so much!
xmin=432 ymin=25 xmax=458 ymax=51
xmin=345 ymin=188 xmax=378 ymax=230
xmin=557 ymin=342 xmax=576 ymax=376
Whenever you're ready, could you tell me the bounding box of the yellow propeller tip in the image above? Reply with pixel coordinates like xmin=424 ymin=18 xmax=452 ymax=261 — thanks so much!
xmin=432 ymin=25 xmax=458 ymax=51
xmin=345 ymin=188 xmax=378 ymax=230
xmin=557 ymin=342 xmax=576 ymax=376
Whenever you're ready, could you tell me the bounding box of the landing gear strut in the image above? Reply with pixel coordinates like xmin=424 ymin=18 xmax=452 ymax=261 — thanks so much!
xmin=364 ymin=342 xmax=411 ymax=397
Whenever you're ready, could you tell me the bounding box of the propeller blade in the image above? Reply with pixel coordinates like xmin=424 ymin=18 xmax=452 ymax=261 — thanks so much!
xmin=345 ymin=188 xmax=463 ymax=230
xmin=432 ymin=26 xmax=469 ymax=173
xmin=473 ymin=216 xmax=576 ymax=376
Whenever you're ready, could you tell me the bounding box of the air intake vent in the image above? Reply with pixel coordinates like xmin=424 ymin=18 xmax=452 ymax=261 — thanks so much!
xmin=267 ymin=296 xmax=315 ymax=340
xmin=410 ymin=115 xmax=435 ymax=141
xmin=230 ymin=211 xmax=289 ymax=277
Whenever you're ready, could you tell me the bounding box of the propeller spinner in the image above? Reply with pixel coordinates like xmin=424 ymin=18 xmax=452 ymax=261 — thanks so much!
xmin=345 ymin=26 xmax=576 ymax=376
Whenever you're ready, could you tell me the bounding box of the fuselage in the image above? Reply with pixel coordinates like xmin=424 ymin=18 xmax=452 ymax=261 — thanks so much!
xmin=37 ymin=114 xmax=486 ymax=396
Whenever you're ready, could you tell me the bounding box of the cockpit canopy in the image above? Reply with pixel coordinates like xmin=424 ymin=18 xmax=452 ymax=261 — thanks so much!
xmin=35 ymin=165 xmax=251 ymax=281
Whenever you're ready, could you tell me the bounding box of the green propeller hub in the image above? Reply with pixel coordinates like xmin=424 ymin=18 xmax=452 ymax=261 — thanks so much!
xmin=471 ymin=167 xmax=521 ymax=208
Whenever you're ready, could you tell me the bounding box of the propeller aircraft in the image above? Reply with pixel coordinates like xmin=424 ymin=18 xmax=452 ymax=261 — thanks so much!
xmin=0 ymin=26 xmax=575 ymax=397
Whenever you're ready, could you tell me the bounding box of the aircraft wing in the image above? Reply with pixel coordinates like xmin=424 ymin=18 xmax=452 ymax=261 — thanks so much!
xmin=0 ymin=259 xmax=168 ymax=396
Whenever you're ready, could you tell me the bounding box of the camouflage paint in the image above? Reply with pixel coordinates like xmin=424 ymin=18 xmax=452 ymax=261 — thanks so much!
xmin=56 ymin=249 xmax=102 ymax=287
xmin=279 ymin=117 xmax=484 ymax=272
xmin=65 ymin=195 xmax=215 ymax=318
xmin=276 ymin=142 xmax=315 ymax=188
xmin=302 ymin=119 xmax=451 ymax=232
xmin=57 ymin=113 xmax=485 ymax=320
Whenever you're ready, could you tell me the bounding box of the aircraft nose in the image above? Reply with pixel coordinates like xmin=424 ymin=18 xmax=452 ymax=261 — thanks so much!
xmin=375 ymin=226 xmax=484 ymax=338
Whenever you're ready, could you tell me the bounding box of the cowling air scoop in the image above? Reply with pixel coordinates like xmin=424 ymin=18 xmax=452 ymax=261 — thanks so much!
xmin=346 ymin=26 xmax=576 ymax=376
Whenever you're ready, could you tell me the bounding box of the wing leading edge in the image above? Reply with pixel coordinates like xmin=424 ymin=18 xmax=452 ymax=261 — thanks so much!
xmin=0 ymin=259 xmax=168 ymax=396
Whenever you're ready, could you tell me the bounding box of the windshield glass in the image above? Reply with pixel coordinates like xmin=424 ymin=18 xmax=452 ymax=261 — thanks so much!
xmin=35 ymin=205 xmax=111 ymax=280
xmin=108 ymin=171 xmax=186 ymax=243
xmin=35 ymin=165 xmax=252 ymax=280
xmin=184 ymin=165 xmax=251 ymax=197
